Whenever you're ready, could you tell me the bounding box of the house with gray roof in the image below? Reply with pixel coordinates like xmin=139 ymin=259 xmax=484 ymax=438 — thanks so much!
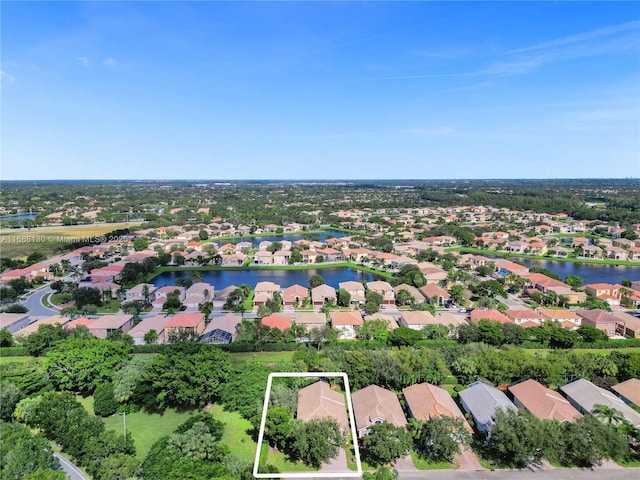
xmin=458 ymin=381 xmax=517 ymax=433
xmin=200 ymin=313 xmax=243 ymax=344
xmin=560 ymin=378 xmax=640 ymax=428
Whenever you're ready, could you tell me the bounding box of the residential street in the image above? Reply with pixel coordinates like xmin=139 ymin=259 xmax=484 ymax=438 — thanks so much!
xmin=53 ymin=453 xmax=88 ymax=480
xmin=23 ymin=286 xmax=58 ymax=317
xmin=395 ymin=466 xmax=640 ymax=480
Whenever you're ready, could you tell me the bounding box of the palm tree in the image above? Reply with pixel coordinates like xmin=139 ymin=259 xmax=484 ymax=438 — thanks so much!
xmin=592 ymin=404 xmax=625 ymax=426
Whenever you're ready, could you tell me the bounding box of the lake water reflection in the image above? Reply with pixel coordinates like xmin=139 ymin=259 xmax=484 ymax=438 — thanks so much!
xmin=151 ymin=266 xmax=379 ymax=290
xmin=518 ymin=258 xmax=639 ymax=285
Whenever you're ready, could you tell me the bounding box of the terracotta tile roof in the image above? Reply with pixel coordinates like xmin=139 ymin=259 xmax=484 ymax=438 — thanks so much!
xmin=403 ymin=383 xmax=472 ymax=432
xmin=351 ymin=385 xmax=407 ymax=433
xmin=510 ymin=380 xmax=582 ymax=422
xmin=261 ymin=314 xmax=292 ymax=331
xmin=297 ymin=381 xmax=349 ymax=432
xmin=330 ymin=310 xmax=363 ymax=326
xmin=612 ymin=379 xmax=640 ymax=407
xmin=165 ymin=313 xmax=205 ymax=328
xmin=470 ymin=309 xmax=512 ymax=324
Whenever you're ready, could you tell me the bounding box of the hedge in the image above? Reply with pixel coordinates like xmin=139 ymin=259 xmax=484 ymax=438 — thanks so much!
xmin=0 ymin=346 xmax=29 ymax=357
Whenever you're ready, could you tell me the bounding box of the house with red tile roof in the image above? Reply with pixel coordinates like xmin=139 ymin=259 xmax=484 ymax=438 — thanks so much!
xmin=537 ymin=308 xmax=582 ymax=328
xmin=366 ymin=281 xmax=395 ymax=305
xmin=351 ymin=385 xmax=407 ymax=438
xmin=584 ymin=283 xmax=622 ymax=299
xmin=297 ymin=381 xmax=349 ymax=433
xmin=261 ymin=314 xmax=292 ymax=331
xmin=399 ymin=310 xmax=436 ymax=330
xmin=576 ymin=309 xmax=625 ymax=337
xmin=311 ymin=284 xmax=337 ymax=307
xmin=253 ymin=281 xmax=281 ymax=307
xmin=339 ymin=281 xmax=366 ymax=306
xmin=419 ymin=284 xmax=451 ymax=306
xmin=393 ymin=283 xmax=423 ymax=305
xmin=509 ymin=379 xmax=581 ymax=423
xmin=470 ymin=309 xmax=512 ymax=324
xmin=164 ymin=313 xmax=206 ymax=338
xmin=15 ymin=315 xmax=69 ymax=337
xmin=64 ymin=317 xmax=95 ymax=331
xmin=504 ymin=309 xmax=545 ymax=326
xmin=612 ymin=378 xmax=640 ymax=407
xmin=330 ymin=310 xmax=363 ymax=339
xmin=89 ymin=314 xmax=134 ymax=339
xmin=294 ymin=312 xmax=326 ymax=331
xmin=282 ymin=284 xmax=309 ymax=307
xmin=403 ymin=383 xmax=472 ymax=432
xmin=128 ymin=315 xmax=171 ymax=345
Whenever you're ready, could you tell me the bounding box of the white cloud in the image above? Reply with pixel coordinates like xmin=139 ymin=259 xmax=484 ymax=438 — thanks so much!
xmin=1 ymin=69 xmax=16 ymax=85
xmin=103 ymin=58 xmax=118 ymax=70
xmin=504 ymin=21 xmax=640 ymax=55
xmin=78 ymin=56 xmax=89 ymax=67
xmin=406 ymin=127 xmax=456 ymax=136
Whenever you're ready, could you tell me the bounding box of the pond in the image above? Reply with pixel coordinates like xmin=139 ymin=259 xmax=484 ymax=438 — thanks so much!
xmin=151 ymin=266 xmax=381 ymax=290
xmin=0 ymin=213 xmax=37 ymax=221
xmin=518 ymin=258 xmax=639 ymax=285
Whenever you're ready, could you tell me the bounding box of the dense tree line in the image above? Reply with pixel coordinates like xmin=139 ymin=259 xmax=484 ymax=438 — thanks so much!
xmin=18 ymin=392 xmax=136 ymax=479
xmin=486 ymin=409 xmax=632 ymax=468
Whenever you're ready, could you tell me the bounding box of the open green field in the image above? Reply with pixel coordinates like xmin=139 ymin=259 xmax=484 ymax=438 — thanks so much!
xmin=230 ymin=351 xmax=295 ymax=365
xmin=0 ymin=356 xmax=40 ymax=366
xmin=102 ymin=404 xmax=199 ymax=460
xmin=0 ymin=222 xmax=143 ymax=259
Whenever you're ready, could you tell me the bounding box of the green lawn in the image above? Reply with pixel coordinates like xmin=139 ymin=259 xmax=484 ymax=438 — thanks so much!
xmin=0 ymin=356 xmax=38 ymax=365
xmin=618 ymin=457 xmax=640 ymax=467
xmin=410 ymin=450 xmax=457 ymax=470
xmin=207 ymin=404 xmax=257 ymax=460
xmin=230 ymin=351 xmax=295 ymax=365
xmin=96 ymin=299 xmax=123 ymax=314
xmin=258 ymin=441 xmax=316 ymax=473
xmin=101 ymin=405 xmax=197 ymax=459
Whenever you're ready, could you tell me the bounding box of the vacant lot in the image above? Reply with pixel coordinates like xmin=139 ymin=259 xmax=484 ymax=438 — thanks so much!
xmin=0 ymin=222 xmax=142 ymax=259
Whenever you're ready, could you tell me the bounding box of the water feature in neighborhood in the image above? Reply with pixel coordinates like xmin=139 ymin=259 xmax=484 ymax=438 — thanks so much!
xmin=151 ymin=266 xmax=380 ymax=290
xmin=517 ymin=258 xmax=639 ymax=285
xmin=0 ymin=213 xmax=37 ymax=221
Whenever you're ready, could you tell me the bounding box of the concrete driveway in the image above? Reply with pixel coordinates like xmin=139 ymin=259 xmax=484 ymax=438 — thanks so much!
xmin=319 ymin=448 xmax=348 ymax=473
xmin=455 ymin=447 xmax=485 ymax=471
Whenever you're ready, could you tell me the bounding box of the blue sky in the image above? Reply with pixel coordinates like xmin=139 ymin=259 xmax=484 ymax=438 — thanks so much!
xmin=2 ymin=1 xmax=639 ymax=180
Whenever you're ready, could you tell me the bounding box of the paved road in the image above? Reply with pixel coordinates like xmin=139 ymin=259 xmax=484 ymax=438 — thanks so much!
xmin=23 ymin=286 xmax=59 ymax=317
xmin=54 ymin=453 xmax=89 ymax=480
xmin=500 ymin=292 xmax=528 ymax=310
xmin=396 ymin=467 xmax=640 ymax=480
